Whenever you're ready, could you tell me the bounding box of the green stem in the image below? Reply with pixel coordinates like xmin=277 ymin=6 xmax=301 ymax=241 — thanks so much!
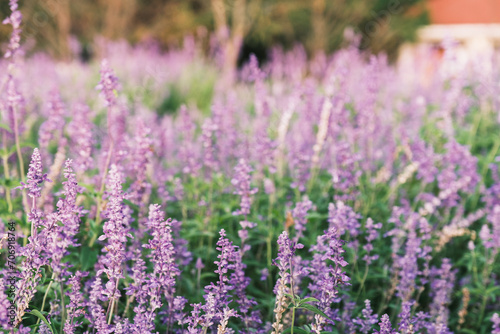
xmin=467 ymin=109 xmax=482 ymax=148
xmin=267 ymin=196 xmax=274 ymax=269
xmin=106 ymin=279 xmax=120 ymax=325
xmin=477 ymin=294 xmax=489 ymax=329
xmin=123 ymin=294 xmax=134 ymax=319
xmin=355 ymin=264 xmax=369 ymax=302
xmin=40 ymin=273 xmax=56 ymax=313
xmin=290 ymin=307 xmax=296 ymax=334
xmin=60 ymin=282 xmax=66 ymax=334
xmin=1 ymin=146 xmax=13 ymax=213
xmin=90 ymin=99 xmax=116 ymax=247
xmin=12 ymin=104 xmax=28 ymax=215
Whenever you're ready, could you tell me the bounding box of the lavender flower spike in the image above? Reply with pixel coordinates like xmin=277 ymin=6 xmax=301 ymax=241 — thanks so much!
xmin=492 ymin=313 xmax=500 ymax=334
xmin=272 ymin=231 xmax=304 ymax=334
xmin=203 ymin=229 xmax=238 ymax=327
xmin=232 ymin=158 xmax=258 ymax=217
xmin=309 ymin=227 xmax=350 ymax=333
xmin=374 ymin=314 xmax=397 ymax=334
xmin=353 ymin=299 xmax=378 ymax=334
xmin=18 ymin=148 xmax=51 ymax=199
xmin=96 ymin=59 xmax=120 ymax=107
xmin=292 ymin=197 xmax=313 ymax=239
xmin=98 ymin=164 xmax=132 ymax=323
xmin=64 ymin=272 xmax=87 ymax=334
xmin=0 ymin=278 xmax=13 ymax=330
xmin=144 ymin=203 xmax=181 ymax=327
xmin=2 ymin=0 xmax=22 ymax=59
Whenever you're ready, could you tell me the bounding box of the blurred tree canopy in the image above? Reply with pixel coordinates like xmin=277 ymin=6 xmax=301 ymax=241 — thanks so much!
xmin=0 ymin=0 xmax=428 ymax=62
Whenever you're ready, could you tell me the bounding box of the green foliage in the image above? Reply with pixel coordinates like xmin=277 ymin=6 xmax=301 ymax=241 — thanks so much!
xmin=0 ymin=0 xmax=428 ymax=61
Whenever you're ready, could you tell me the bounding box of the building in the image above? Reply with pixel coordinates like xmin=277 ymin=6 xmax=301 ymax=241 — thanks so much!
xmin=398 ymin=0 xmax=500 ymax=82
xmin=419 ymin=0 xmax=500 ymax=54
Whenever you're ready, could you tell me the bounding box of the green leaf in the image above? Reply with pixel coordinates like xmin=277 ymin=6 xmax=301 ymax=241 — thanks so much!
xmin=20 ymin=141 xmax=36 ymax=149
xmin=40 ymin=267 xmax=47 ymax=285
xmin=298 ymin=303 xmax=331 ymax=321
xmin=306 ymin=212 xmax=328 ymax=220
xmin=486 ymin=286 xmax=500 ymax=297
xmin=27 ymin=310 xmax=56 ymax=334
xmin=284 ymin=293 xmax=297 ymax=302
xmin=458 ymin=329 xmax=478 ymax=334
xmin=0 ymin=122 xmax=12 ymax=133
xmin=80 ymin=246 xmax=98 ymax=271
xmin=283 ymin=327 xmax=311 ymax=334
xmin=298 ymin=297 xmax=320 ymax=305
xmin=123 ymin=199 xmax=140 ymax=211
xmin=0 ymin=145 xmax=17 ymax=157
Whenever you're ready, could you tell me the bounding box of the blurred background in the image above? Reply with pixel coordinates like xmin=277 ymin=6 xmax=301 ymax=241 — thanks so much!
xmin=0 ymin=0 xmax=428 ymax=62
xmin=0 ymin=0 xmax=499 ymax=65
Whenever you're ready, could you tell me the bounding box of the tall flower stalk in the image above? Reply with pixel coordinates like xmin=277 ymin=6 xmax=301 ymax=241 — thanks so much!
xmin=91 ymin=59 xmax=121 ymax=247
xmin=98 ymin=164 xmax=131 ymax=325
xmin=14 ymin=148 xmax=50 ymax=327
xmin=272 ymin=231 xmax=304 ymax=334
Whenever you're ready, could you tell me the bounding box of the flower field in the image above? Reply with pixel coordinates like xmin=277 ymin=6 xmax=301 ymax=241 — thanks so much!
xmin=2 ymin=2 xmax=500 ymax=334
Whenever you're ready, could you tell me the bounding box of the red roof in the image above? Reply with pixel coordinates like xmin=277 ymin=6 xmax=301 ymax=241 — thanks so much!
xmin=428 ymin=0 xmax=500 ymax=24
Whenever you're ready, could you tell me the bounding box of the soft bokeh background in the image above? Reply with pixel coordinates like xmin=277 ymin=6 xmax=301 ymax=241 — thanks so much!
xmin=0 ymin=0 xmax=429 ymax=63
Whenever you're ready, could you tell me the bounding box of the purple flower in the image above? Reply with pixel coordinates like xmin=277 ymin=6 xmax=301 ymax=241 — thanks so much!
xmin=44 ymin=160 xmax=83 ymax=277
xmin=232 ymin=158 xmax=258 ymax=217
xmin=173 ymin=177 xmax=184 ymax=202
xmin=128 ymin=120 xmax=153 ymax=207
xmin=492 ymin=313 xmax=500 ymax=334
xmin=171 ymin=218 xmax=192 ymax=266
xmin=374 ymin=314 xmax=397 ymax=334
xmin=201 ymin=117 xmax=219 ymax=177
xmin=410 ymin=139 xmax=438 ymax=184
xmin=186 ymin=303 xmax=203 ymax=333
xmin=143 ymin=204 xmax=181 ymax=326
xmin=96 ymin=59 xmax=120 ymax=107
xmin=177 ymin=105 xmax=201 ymax=177
xmin=362 ymin=218 xmax=382 ymax=265
xmin=292 ymin=196 xmax=313 ymax=239
xmin=330 ymin=141 xmax=361 ymax=201
xmin=195 ymin=257 xmax=205 ymax=270
xmin=64 ymin=272 xmax=87 ymax=334
xmin=397 ymin=301 xmax=413 ymax=333
xmin=2 ymin=0 xmax=22 ymax=59
xmin=1 ymin=76 xmax=26 ymax=139
xmin=264 ymin=178 xmax=276 ymax=195
xmin=188 ymin=229 xmax=238 ymax=332
xmin=309 ymin=227 xmax=350 ymax=333
xmin=39 ymin=90 xmax=66 ymax=158
xmin=127 ymin=250 xmax=156 ymax=333
xmin=98 ymin=164 xmax=131 ymax=314
xmin=0 ymin=277 xmax=13 ymax=330
xmin=68 ymin=103 xmax=94 ymax=172
xmin=205 ymin=229 xmax=237 ymax=307
xmin=87 ymin=277 xmax=111 ymax=333
xmin=272 ymin=231 xmax=304 ymax=334
xmin=58 ymin=159 xmax=84 ymax=238
xmin=290 ymin=152 xmax=310 ymax=193
xmin=126 ymin=250 xmax=148 ymax=303
xmin=230 ymin=247 xmax=260 ymax=332
xmin=18 ymin=148 xmax=51 ymax=200
xmin=428 ymin=259 xmax=455 ymax=332
xmin=481 ymin=205 xmax=500 ymax=251
xmin=14 ymin=209 xmax=47 ymax=326
xmin=327 ymin=201 xmax=361 ymax=240
xmin=437 ymin=140 xmax=479 ymax=208
xmin=353 ymin=300 xmax=378 ymax=334
xmin=260 ymin=268 xmax=269 ymax=281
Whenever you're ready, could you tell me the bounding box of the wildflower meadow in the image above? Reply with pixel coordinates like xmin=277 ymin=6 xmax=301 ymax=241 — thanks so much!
xmin=1 ymin=1 xmax=500 ymax=333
